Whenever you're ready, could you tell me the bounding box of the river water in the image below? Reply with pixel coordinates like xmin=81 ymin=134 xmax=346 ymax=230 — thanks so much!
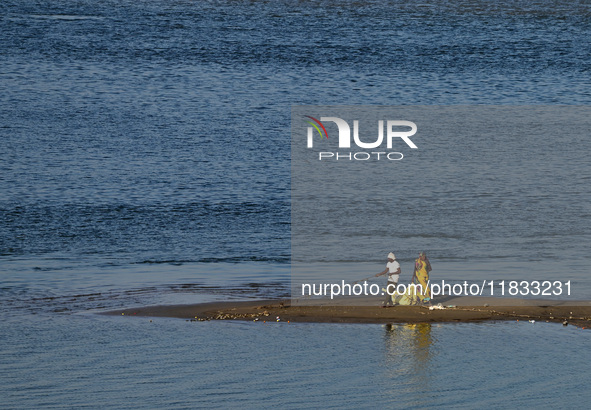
xmin=1 ymin=0 xmax=590 ymax=407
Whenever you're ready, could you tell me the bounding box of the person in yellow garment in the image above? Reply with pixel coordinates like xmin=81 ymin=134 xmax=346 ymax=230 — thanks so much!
xmin=413 ymin=251 xmax=432 ymax=305
xmin=393 ymin=251 xmax=433 ymax=306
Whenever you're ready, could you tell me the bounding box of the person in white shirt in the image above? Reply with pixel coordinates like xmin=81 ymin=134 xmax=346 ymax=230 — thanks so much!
xmin=375 ymin=252 xmax=401 ymax=307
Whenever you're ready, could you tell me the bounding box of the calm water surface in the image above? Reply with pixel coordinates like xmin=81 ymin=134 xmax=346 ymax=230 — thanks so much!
xmin=1 ymin=314 xmax=590 ymax=408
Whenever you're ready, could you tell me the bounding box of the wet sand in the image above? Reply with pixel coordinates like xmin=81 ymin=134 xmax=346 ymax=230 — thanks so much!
xmin=106 ymin=297 xmax=591 ymax=327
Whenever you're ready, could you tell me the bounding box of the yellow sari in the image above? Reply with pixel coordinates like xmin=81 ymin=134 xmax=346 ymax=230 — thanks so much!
xmin=390 ymin=257 xmax=431 ymax=306
xmin=413 ymin=258 xmax=431 ymax=303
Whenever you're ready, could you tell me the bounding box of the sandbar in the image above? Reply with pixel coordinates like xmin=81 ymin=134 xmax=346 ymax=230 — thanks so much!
xmin=106 ymin=296 xmax=591 ymax=327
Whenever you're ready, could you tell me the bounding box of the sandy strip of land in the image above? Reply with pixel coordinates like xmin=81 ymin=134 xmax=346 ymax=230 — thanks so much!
xmin=106 ymin=297 xmax=591 ymax=327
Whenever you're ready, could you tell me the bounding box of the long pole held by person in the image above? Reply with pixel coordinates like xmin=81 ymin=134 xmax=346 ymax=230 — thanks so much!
xmin=352 ymin=275 xmax=376 ymax=285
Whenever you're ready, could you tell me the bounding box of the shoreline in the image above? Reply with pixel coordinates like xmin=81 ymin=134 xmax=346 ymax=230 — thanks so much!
xmin=105 ymin=297 xmax=591 ymax=327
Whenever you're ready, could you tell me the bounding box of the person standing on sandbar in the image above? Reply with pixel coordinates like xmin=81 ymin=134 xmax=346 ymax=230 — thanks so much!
xmin=375 ymin=252 xmax=400 ymax=307
xmin=413 ymin=251 xmax=432 ymax=305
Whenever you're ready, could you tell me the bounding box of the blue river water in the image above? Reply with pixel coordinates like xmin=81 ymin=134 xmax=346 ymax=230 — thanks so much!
xmin=1 ymin=0 xmax=591 ymax=407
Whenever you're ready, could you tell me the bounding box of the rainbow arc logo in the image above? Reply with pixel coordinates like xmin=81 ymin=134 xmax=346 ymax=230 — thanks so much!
xmin=304 ymin=116 xmax=329 ymax=145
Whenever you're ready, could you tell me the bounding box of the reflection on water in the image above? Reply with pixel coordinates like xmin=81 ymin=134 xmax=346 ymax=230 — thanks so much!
xmin=383 ymin=323 xmax=433 ymax=404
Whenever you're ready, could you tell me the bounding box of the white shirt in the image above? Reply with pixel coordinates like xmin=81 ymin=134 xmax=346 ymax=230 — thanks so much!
xmin=386 ymin=260 xmax=400 ymax=283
